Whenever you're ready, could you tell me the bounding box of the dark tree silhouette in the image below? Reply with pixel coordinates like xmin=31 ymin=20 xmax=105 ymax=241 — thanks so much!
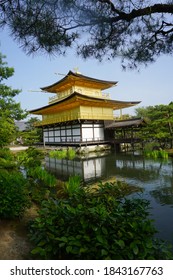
xmin=1 ymin=1 xmax=173 ymax=68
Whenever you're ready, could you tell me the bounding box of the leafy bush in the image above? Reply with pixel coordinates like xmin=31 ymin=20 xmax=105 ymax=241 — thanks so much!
xmin=17 ymin=147 xmax=44 ymax=169
xmin=0 ymin=148 xmax=16 ymax=169
xmin=29 ymin=182 xmax=173 ymax=260
xmin=0 ymin=148 xmax=14 ymax=160
xmin=0 ymin=170 xmax=30 ymax=218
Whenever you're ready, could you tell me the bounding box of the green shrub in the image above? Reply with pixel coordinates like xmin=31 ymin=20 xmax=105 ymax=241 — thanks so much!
xmin=0 ymin=170 xmax=30 ymax=218
xmin=29 ymin=182 xmax=172 ymax=260
xmin=0 ymin=157 xmax=16 ymax=169
xmin=0 ymin=148 xmax=16 ymax=169
xmin=17 ymin=147 xmax=44 ymax=169
xmin=0 ymin=148 xmax=14 ymax=160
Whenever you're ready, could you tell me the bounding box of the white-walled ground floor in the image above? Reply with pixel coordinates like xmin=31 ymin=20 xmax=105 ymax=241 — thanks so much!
xmin=42 ymin=120 xmax=111 ymax=146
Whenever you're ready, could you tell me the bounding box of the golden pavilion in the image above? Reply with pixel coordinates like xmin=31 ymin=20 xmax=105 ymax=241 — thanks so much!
xmin=30 ymin=71 xmax=140 ymax=146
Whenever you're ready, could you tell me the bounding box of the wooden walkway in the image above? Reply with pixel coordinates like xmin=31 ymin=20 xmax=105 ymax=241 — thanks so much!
xmin=111 ymin=138 xmax=143 ymax=144
xmin=42 ymin=140 xmax=110 ymax=147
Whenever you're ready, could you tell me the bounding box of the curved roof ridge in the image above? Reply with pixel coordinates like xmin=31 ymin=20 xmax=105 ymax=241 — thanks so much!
xmin=29 ymin=91 xmax=140 ymax=114
xmin=40 ymin=70 xmax=118 ymax=92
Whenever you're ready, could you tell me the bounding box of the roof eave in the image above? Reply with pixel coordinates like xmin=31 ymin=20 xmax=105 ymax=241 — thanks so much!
xmin=29 ymin=92 xmax=141 ymax=115
xmin=40 ymin=71 xmax=118 ymax=92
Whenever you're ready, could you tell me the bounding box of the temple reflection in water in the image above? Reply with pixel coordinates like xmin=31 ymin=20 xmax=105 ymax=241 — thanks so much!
xmin=45 ymin=152 xmax=173 ymax=186
xmin=45 ymin=154 xmax=107 ymax=183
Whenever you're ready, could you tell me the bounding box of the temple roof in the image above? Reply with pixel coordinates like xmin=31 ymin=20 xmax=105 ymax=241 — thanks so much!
xmin=30 ymin=92 xmax=140 ymax=115
xmin=105 ymin=118 xmax=147 ymax=129
xmin=41 ymin=71 xmax=118 ymax=93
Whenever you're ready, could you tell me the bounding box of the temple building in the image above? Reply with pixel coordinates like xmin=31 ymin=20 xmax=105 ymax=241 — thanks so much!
xmin=30 ymin=71 xmax=140 ymax=147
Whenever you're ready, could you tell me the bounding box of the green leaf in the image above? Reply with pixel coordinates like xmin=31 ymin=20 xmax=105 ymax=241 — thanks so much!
xmin=56 ymin=236 xmax=68 ymax=242
xmin=66 ymin=246 xmax=72 ymax=253
xmin=101 ymin=249 xmax=108 ymax=256
xmin=133 ymin=245 xmax=139 ymax=255
xmin=102 ymin=226 xmax=108 ymax=235
xmin=59 ymin=243 xmax=65 ymax=248
xmin=130 ymin=242 xmax=139 ymax=255
xmin=79 ymin=247 xmax=87 ymax=253
xmin=31 ymin=247 xmax=44 ymax=255
xmin=38 ymin=240 xmax=46 ymax=246
xmin=96 ymin=235 xmax=104 ymax=244
xmin=116 ymin=240 xmax=125 ymax=249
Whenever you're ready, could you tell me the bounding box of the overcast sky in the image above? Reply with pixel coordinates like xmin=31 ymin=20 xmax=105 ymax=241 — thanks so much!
xmin=0 ymin=28 xmax=173 ymax=119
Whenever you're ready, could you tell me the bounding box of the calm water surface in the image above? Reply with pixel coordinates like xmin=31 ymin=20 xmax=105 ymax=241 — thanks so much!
xmin=45 ymin=151 xmax=173 ymax=245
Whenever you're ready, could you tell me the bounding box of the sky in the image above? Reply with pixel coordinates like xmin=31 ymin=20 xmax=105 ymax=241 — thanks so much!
xmin=0 ymin=28 xmax=173 ymax=120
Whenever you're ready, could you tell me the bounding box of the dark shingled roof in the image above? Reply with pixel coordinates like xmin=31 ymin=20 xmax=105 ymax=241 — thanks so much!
xmin=105 ymin=118 xmax=147 ymax=129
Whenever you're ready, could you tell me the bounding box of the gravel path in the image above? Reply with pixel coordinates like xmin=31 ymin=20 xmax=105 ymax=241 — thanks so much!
xmin=0 ymin=206 xmax=38 ymax=260
xmin=0 ymin=220 xmax=32 ymax=260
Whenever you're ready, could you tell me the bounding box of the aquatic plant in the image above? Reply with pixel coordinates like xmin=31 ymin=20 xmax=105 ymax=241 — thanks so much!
xmin=49 ymin=149 xmax=67 ymax=159
xmin=144 ymin=149 xmax=168 ymax=159
xmin=28 ymin=166 xmax=57 ymax=187
xmin=64 ymin=175 xmax=81 ymax=195
xmin=67 ymin=148 xmax=76 ymax=159
xmin=49 ymin=148 xmax=76 ymax=159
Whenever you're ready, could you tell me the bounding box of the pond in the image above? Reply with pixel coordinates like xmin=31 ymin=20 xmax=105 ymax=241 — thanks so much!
xmin=45 ymin=151 xmax=173 ymax=246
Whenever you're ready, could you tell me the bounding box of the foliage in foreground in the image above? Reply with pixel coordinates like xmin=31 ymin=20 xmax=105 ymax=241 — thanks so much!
xmin=0 ymin=147 xmax=54 ymax=217
xmin=0 ymin=148 xmax=30 ymax=219
xmin=1 ymin=2 xmax=173 ymax=69
xmin=16 ymin=147 xmax=58 ymax=204
xmin=30 ymin=182 xmax=173 ymax=260
xmin=0 ymin=147 xmax=172 ymax=259
xmin=0 ymin=170 xmax=30 ymax=219
xmin=0 ymin=148 xmax=17 ymax=169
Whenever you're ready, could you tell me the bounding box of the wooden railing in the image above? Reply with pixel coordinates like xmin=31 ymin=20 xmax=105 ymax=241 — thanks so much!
xmin=48 ymin=92 xmax=111 ymax=104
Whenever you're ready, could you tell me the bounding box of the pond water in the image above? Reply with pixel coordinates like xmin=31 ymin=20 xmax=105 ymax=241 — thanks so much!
xmin=45 ymin=151 xmax=173 ymax=245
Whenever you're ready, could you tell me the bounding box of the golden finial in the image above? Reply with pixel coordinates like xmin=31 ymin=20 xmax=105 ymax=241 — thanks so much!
xmin=73 ymin=67 xmax=81 ymax=74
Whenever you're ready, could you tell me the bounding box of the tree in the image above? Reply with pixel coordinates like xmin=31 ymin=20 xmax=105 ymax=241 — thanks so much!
xmin=0 ymin=53 xmax=27 ymax=147
xmin=1 ymin=1 xmax=173 ymax=68
xmin=135 ymin=103 xmax=173 ymax=148
xmin=0 ymin=116 xmax=16 ymax=147
xmin=21 ymin=117 xmax=43 ymax=145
